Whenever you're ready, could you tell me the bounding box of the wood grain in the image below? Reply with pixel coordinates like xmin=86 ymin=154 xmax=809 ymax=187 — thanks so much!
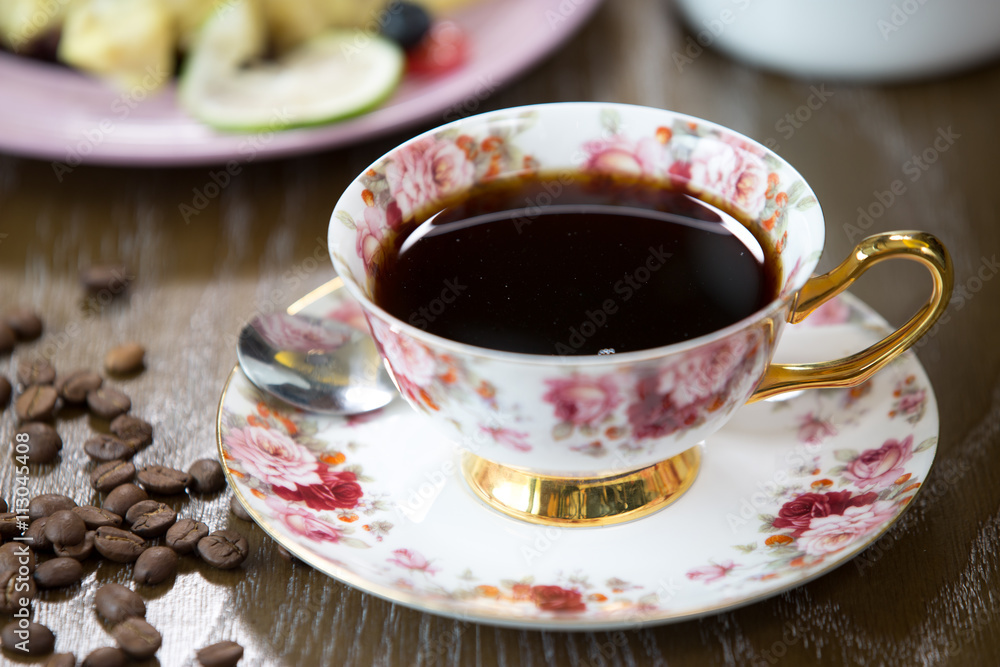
xmin=2 ymin=0 xmax=1000 ymax=663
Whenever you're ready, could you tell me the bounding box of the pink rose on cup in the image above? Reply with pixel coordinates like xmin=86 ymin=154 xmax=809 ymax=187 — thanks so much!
xmin=267 ymin=500 xmax=344 ymax=543
xmin=683 ymin=139 xmax=768 ymax=216
xmin=843 ymin=435 xmax=914 ymax=489
xmin=385 ymin=138 xmax=475 ymax=219
xmin=582 ymin=135 xmax=663 ymax=176
xmin=685 ymin=560 xmax=736 ymax=583
xmin=543 ymin=374 xmax=621 ymax=426
xmin=273 ymin=467 xmax=363 ymax=511
xmin=370 ymin=319 xmax=438 ymax=389
xmin=772 ymin=490 xmax=878 ymax=537
xmin=895 ymin=389 xmax=926 ymax=418
xmin=658 ymin=336 xmax=750 ymax=407
xmin=388 ymin=548 xmax=437 ymax=574
xmin=797 ymin=501 xmax=897 ymax=556
xmin=224 ymin=426 xmax=321 ymax=490
xmin=356 ymin=203 xmax=401 ymax=270
xmin=252 ymin=313 xmax=349 ymax=354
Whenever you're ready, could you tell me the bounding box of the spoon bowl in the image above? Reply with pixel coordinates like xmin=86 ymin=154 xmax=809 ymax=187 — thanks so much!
xmin=237 ymin=312 xmax=396 ymax=415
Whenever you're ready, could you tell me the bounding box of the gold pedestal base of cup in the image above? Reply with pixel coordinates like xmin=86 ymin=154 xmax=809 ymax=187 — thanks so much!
xmin=461 ymin=446 xmax=701 ymax=526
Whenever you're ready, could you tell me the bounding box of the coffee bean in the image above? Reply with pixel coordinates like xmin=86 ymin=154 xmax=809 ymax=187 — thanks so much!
xmin=197 ymin=530 xmax=248 ymax=569
xmin=17 ymin=359 xmax=56 ymax=386
xmin=73 ymin=506 xmax=122 ymax=529
xmin=15 ymin=385 xmax=59 ymax=421
xmin=14 ymin=422 xmax=62 ymax=464
xmin=87 ymin=387 xmax=131 ymax=420
xmin=0 ymin=324 xmax=15 ymax=354
xmin=133 ymin=546 xmax=178 ymax=585
xmin=102 ymin=484 xmax=147 ymax=518
xmin=0 ymin=567 xmax=35 ymax=613
xmin=25 ymin=518 xmax=51 ymax=550
xmin=188 ymin=458 xmax=226 ymax=494
xmin=0 ymin=513 xmax=20 ymax=540
xmin=0 ymin=542 xmax=35 ymax=573
xmin=137 ymin=465 xmax=191 ymax=495
xmin=4 ymin=308 xmax=44 ymax=341
xmin=55 ymin=369 xmax=103 ymax=404
xmin=276 ymin=544 xmax=298 ymax=564
xmin=165 ymin=518 xmax=209 ymax=555
xmin=0 ymin=376 xmax=11 ymax=406
xmin=105 ymin=343 xmax=145 ymax=375
xmin=34 ymin=556 xmax=84 ymax=588
xmin=94 ymin=583 xmax=145 ymax=623
xmin=197 ymin=640 xmax=244 ymax=667
xmin=230 ymin=496 xmax=252 ymax=521
xmin=1 ymin=620 xmax=54 ymax=655
xmin=29 ymin=494 xmax=77 ymax=522
xmin=44 ymin=509 xmax=87 ymax=547
xmin=109 ymin=415 xmax=153 ymax=450
xmin=83 ymin=646 xmax=128 ymax=667
xmin=94 ymin=527 xmax=146 ymax=563
xmin=53 ymin=530 xmax=95 ymax=560
xmin=46 ymin=651 xmax=76 ymax=667
xmin=84 ymin=434 xmax=135 ymax=462
xmin=113 ymin=617 xmax=161 ymax=659
xmin=79 ymin=264 xmax=131 ymax=294
xmin=125 ymin=500 xmax=176 ymax=538
xmin=90 ymin=460 xmax=136 ymax=493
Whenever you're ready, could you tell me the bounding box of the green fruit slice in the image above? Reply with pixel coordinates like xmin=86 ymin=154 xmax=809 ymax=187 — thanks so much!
xmin=179 ymin=1 xmax=404 ymax=132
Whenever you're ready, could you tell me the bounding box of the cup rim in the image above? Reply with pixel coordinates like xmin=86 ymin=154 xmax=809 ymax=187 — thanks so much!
xmin=329 ymin=101 xmax=826 ymax=367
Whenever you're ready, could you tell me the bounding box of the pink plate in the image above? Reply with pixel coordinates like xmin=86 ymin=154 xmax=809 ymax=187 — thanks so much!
xmin=0 ymin=0 xmax=602 ymax=165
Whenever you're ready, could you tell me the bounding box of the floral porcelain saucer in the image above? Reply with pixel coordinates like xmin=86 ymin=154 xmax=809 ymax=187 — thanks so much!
xmin=216 ymin=280 xmax=938 ymax=630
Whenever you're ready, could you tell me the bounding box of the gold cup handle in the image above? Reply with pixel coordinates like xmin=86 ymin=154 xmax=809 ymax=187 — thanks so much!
xmin=750 ymin=231 xmax=953 ymax=402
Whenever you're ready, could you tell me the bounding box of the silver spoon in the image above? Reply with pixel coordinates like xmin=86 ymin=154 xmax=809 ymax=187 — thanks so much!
xmin=237 ymin=312 xmax=396 ymax=415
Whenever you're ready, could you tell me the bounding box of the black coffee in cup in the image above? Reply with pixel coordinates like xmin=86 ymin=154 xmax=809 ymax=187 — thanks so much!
xmin=373 ymin=172 xmax=778 ymax=355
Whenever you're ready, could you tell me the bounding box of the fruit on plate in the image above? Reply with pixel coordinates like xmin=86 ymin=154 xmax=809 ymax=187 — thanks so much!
xmin=58 ymin=0 xmax=175 ymax=90
xmin=0 ymin=0 xmax=70 ymax=52
xmin=179 ymin=0 xmax=404 ymax=131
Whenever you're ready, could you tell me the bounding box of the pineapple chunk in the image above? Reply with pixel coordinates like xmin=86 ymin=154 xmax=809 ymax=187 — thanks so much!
xmin=162 ymin=0 xmax=228 ymax=51
xmin=58 ymin=0 xmax=175 ymax=91
xmin=261 ymin=0 xmax=386 ymax=54
xmin=0 ymin=0 xmax=73 ymax=52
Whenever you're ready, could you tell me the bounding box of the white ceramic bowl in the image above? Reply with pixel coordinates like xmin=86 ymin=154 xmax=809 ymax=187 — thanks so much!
xmin=673 ymin=0 xmax=1000 ymax=81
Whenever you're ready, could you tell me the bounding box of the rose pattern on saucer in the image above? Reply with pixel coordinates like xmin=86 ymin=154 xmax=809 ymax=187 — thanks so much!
xmin=221 ymin=393 xmax=395 ymax=549
xmin=685 ymin=376 xmax=934 ymax=586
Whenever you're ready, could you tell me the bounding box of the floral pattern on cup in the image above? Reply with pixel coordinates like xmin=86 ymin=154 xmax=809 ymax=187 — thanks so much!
xmin=221 ymin=392 xmax=394 ymax=549
xmin=326 ymin=104 xmax=827 ymax=473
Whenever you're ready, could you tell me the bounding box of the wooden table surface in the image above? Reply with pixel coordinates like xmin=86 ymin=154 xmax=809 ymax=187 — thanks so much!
xmin=3 ymin=0 xmax=1000 ymax=664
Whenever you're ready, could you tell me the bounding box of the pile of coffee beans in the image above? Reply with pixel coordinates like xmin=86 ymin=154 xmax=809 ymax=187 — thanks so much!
xmin=1 ymin=306 xmax=251 ymax=664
